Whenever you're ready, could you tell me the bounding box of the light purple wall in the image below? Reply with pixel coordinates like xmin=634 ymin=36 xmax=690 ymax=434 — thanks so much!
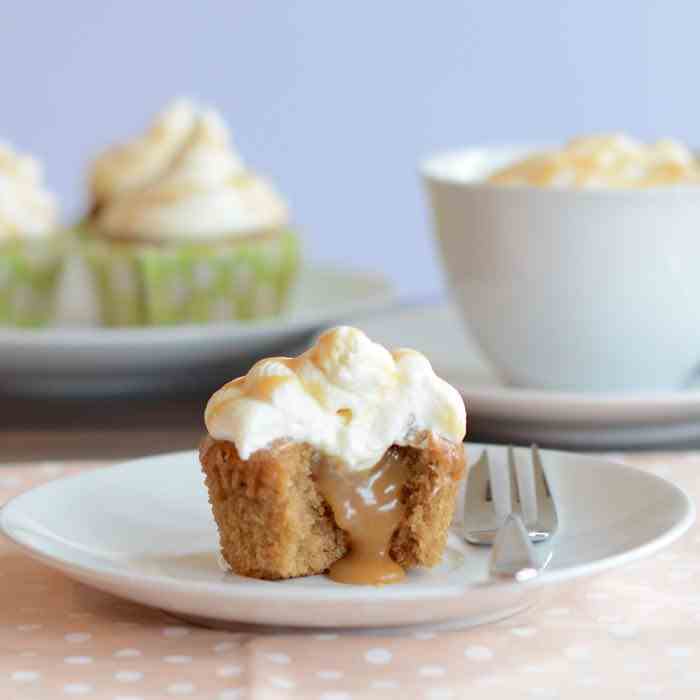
xmin=0 ymin=2 xmax=692 ymax=296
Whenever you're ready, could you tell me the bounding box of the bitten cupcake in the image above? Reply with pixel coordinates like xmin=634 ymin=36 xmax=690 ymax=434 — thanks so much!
xmin=0 ymin=142 xmax=63 ymax=327
xmin=83 ymin=99 xmax=299 ymax=326
xmin=200 ymin=326 xmax=467 ymax=584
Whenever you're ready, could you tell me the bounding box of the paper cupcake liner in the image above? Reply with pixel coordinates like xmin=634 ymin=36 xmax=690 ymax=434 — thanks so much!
xmin=85 ymin=230 xmax=300 ymax=326
xmin=0 ymin=240 xmax=65 ymax=327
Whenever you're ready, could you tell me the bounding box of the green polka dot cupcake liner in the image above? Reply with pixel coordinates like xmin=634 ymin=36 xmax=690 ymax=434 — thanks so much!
xmin=84 ymin=230 xmax=300 ymax=327
xmin=0 ymin=239 xmax=65 ymax=327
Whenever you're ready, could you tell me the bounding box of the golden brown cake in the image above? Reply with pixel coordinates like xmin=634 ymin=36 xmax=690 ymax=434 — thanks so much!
xmin=200 ymin=326 xmax=467 ymax=585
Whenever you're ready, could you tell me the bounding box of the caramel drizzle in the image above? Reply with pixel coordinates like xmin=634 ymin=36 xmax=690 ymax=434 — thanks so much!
xmin=317 ymin=452 xmax=410 ymax=585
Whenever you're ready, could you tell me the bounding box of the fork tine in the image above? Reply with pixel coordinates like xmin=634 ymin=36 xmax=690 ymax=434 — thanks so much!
xmin=464 ymin=450 xmax=490 ymax=513
xmin=463 ymin=450 xmax=500 ymax=545
xmin=507 ymin=445 xmax=520 ymax=514
xmin=530 ymin=444 xmax=558 ymax=538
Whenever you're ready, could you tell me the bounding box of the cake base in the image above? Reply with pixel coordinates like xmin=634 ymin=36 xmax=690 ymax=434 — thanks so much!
xmin=200 ymin=435 xmax=465 ymax=581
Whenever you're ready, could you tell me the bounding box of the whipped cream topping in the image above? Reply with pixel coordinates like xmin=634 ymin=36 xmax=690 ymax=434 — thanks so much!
xmin=489 ymin=133 xmax=700 ymax=188
xmin=90 ymin=99 xmax=289 ymax=241
xmin=205 ymin=326 xmax=466 ymax=472
xmin=0 ymin=142 xmax=58 ymax=240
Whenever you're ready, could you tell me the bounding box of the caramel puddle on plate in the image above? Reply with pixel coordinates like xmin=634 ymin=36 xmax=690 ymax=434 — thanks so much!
xmin=317 ymin=450 xmax=410 ymax=585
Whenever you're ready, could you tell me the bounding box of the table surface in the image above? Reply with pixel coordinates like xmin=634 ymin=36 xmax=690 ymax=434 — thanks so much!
xmin=1 ymin=452 xmax=699 ymax=699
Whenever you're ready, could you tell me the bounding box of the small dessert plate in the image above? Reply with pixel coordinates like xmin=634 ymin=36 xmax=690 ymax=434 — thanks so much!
xmin=0 ymin=264 xmax=392 ymax=398
xmin=0 ymin=445 xmax=693 ymax=629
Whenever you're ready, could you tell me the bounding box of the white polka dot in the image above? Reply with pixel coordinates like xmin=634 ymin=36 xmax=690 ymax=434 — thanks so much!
xmin=214 ymin=642 xmax=235 ymax=653
xmin=624 ymin=663 xmax=646 ymax=673
xmin=115 ymin=671 xmax=144 ymax=682
xmin=164 ymin=656 xmax=192 ymax=664
xmin=162 ymin=626 xmax=190 ymax=638
xmin=578 ymin=677 xmax=602 ymax=688
xmin=39 ymin=463 xmax=64 ymax=475
xmin=371 ymin=680 xmax=399 ymax=690
xmin=269 ymin=677 xmax=296 ymax=689
xmin=319 ymin=693 xmax=351 ymax=700
xmin=425 ymin=689 xmax=455 ymax=700
xmin=17 ymin=624 xmax=42 ymax=632
xmin=316 ymin=669 xmax=344 ymax=680
xmin=597 ymin=615 xmax=623 ymax=624
xmin=167 ymin=683 xmax=195 ymax=695
xmin=413 ymin=631 xmax=436 ymax=640
xmin=219 ymin=691 xmax=245 ymax=700
xmin=610 ymin=623 xmax=638 ymax=639
xmin=265 ymin=653 xmax=291 ymax=665
xmin=511 ymin=626 xmax=537 ymax=637
xmin=464 ymin=646 xmax=493 ymax=661
xmin=64 ymin=633 xmax=91 ymax=644
xmin=64 ymin=656 xmax=93 ymax=665
xmin=114 ymin=649 xmax=142 ymax=658
xmin=11 ymin=671 xmax=40 ymax=682
xmin=564 ymin=645 xmax=591 ymax=661
xmin=314 ymin=633 xmax=339 ymax=641
xmin=684 ymin=671 xmax=700 ymax=683
xmin=419 ymin=665 xmax=446 ymax=677
xmin=637 ymin=685 xmax=663 ymax=696
xmin=217 ymin=666 xmax=242 ymax=678
xmin=474 ymin=676 xmax=504 ymax=687
xmin=667 ymin=646 xmax=693 ymax=658
xmin=364 ymin=648 xmax=392 ymax=665
xmin=63 ymin=683 xmax=93 ymax=695
xmin=545 ymin=607 xmax=570 ymax=616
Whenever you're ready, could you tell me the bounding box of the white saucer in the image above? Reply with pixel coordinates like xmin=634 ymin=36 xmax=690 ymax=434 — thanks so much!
xmin=0 ymin=445 xmax=692 ymax=629
xmin=355 ymin=303 xmax=700 ymax=449
xmin=0 ymin=264 xmax=393 ymax=398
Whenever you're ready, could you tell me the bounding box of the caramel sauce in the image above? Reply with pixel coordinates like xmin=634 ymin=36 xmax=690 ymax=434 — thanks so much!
xmin=316 ymin=451 xmax=410 ymax=585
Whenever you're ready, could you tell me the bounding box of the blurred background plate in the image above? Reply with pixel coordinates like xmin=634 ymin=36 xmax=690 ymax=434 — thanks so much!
xmin=355 ymin=303 xmax=700 ymax=450
xmin=0 ymin=264 xmax=393 ymax=399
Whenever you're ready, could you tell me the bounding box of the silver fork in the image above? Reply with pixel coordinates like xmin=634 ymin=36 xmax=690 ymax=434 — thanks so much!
xmin=464 ymin=445 xmax=558 ymax=546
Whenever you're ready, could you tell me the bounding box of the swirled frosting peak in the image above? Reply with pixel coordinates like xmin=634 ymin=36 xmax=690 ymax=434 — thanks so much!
xmin=205 ymin=326 xmax=467 ymax=471
xmin=90 ymin=99 xmax=289 ymax=241
xmin=0 ymin=142 xmax=58 ymax=239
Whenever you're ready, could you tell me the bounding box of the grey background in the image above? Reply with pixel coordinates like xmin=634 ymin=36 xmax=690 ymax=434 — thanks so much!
xmin=1 ymin=1 xmax=693 ymax=297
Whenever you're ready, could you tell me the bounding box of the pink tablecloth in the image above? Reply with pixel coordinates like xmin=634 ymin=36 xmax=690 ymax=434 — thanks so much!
xmin=1 ymin=454 xmax=699 ymax=700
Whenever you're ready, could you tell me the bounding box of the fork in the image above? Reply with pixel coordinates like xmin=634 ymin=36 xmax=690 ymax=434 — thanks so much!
xmin=463 ymin=445 xmax=558 ymax=546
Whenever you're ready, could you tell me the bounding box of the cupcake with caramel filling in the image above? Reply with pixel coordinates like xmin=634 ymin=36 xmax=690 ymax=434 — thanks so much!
xmin=0 ymin=142 xmax=63 ymax=327
xmin=83 ymin=98 xmax=299 ymax=326
xmin=200 ymin=326 xmax=467 ymax=584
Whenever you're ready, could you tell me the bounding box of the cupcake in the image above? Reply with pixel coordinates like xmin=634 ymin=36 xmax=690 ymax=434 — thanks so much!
xmin=83 ymin=99 xmax=299 ymax=326
xmin=0 ymin=142 xmax=63 ymax=327
xmin=200 ymin=326 xmax=467 ymax=584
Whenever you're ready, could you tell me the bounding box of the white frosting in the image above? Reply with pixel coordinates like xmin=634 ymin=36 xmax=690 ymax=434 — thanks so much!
xmin=489 ymin=133 xmax=700 ymax=188
xmin=205 ymin=326 xmax=467 ymax=471
xmin=90 ymin=99 xmax=289 ymax=241
xmin=0 ymin=142 xmax=58 ymax=240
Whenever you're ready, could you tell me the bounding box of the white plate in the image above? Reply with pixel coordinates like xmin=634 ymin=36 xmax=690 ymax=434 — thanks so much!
xmin=0 ymin=264 xmax=393 ymax=397
xmin=0 ymin=446 xmax=692 ymax=629
xmin=355 ymin=303 xmax=700 ymax=449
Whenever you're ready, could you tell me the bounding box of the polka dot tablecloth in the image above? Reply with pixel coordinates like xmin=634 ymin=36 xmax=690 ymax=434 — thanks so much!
xmin=1 ymin=454 xmax=699 ymax=699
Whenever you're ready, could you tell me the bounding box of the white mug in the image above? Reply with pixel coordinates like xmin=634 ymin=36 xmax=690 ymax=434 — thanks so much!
xmin=422 ymin=146 xmax=700 ymax=393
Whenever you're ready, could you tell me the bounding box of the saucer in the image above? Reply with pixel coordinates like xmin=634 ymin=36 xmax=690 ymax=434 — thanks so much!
xmin=356 ymin=303 xmax=700 ymax=449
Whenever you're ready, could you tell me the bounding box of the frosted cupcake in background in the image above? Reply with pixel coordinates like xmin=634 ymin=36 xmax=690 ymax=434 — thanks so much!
xmin=83 ymin=99 xmax=299 ymax=326
xmin=0 ymin=142 xmax=63 ymax=327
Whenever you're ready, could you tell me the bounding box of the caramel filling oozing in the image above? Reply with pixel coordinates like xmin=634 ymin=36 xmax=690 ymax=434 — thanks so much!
xmin=316 ymin=450 xmax=410 ymax=585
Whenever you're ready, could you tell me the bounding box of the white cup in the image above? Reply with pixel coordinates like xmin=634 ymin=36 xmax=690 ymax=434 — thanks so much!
xmin=422 ymin=146 xmax=700 ymax=393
